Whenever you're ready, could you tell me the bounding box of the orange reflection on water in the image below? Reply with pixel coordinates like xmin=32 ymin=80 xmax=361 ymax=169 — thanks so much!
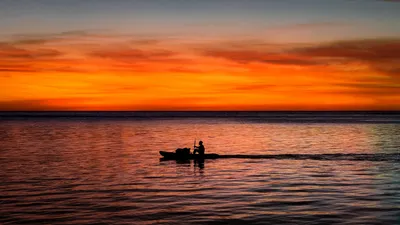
xmin=1 ymin=119 xmax=399 ymax=224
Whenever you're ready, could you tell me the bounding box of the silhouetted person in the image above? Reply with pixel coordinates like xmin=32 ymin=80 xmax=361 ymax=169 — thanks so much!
xmin=193 ymin=141 xmax=205 ymax=155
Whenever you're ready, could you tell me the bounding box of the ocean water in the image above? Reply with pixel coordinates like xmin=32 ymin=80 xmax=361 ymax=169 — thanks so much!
xmin=1 ymin=113 xmax=400 ymax=225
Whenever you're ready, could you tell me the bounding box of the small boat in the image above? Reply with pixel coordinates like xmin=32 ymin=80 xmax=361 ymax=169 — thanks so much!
xmin=159 ymin=151 xmax=220 ymax=160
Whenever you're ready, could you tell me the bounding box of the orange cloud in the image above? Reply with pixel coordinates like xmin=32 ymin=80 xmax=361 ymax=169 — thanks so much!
xmin=87 ymin=46 xmax=192 ymax=73
xmin=90 ymin=48 xmax=178 ymax=62
xmin=294 ymin=39 xmax=399 ymax=59
xmin=0 ymin=40 xmax=86 ymax=74
xmin=203 ymin=48 xmax=320 ymax=66
xmin=293 ymin=39 xmax=400 ymax=78
xmin=201 ymin=38 xmax=399 ymax=82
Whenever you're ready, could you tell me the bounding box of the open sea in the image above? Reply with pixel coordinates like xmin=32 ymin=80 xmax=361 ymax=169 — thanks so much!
xmin=1 ymin=112 xmax=400 ymax=225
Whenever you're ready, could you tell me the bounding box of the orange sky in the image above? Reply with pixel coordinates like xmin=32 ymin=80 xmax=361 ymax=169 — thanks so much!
xmin=0 ymin=1 xmax=399 ymax=111
xmin=0 ymin=34 xmax=399 ymax=111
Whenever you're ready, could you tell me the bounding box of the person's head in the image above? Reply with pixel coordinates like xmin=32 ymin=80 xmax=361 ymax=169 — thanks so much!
xmin=199 ymin=140 xmax=203 ymax=145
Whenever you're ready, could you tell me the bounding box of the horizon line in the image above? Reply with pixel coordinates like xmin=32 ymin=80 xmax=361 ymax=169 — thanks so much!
xmin=1 ymin=110 xmax=399 ymax=114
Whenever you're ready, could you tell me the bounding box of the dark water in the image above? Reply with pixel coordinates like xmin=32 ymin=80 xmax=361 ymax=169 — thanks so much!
xmin=1 ymin=114 xmax=400 ymax=224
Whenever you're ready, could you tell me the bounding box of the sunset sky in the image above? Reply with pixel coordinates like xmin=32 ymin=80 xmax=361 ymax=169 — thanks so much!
xmin=0 ymin=0 xmax=399 ymax=111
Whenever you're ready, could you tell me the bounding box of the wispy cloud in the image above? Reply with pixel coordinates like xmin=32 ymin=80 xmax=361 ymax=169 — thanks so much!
xmin=0 ymin=43 xmax=62 ymax=59
xmin=203 ymin=48 xmax=321 ymax=66
xmin=0 ymin=41 xmax=70 ymax=73
xmin=270 ymin=21 xmax=349 ymax=31
xmin=90 ymin=48 xmax=179 ymax=62
xmin=0 ymin=31 xmax=176 ymax=74
xmin=293 ymin=38 xmax=400 ymax=79
xmin=293 ymin=39 xmax=400 ymax=61
xmin=201 ymin=38 xmax=400 ymax=76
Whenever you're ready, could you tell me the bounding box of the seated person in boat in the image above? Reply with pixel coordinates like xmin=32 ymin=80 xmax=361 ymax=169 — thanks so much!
xmin=193 ymin=141 xmax=205 ymax=155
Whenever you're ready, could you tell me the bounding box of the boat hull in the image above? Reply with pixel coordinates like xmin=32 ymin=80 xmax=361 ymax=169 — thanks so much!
xmin=159 ymin=151 xmax=219 ymax=160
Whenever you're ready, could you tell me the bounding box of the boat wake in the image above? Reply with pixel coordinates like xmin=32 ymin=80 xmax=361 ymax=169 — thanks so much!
xmin=219 ymin=153 xmax=400 ymax=161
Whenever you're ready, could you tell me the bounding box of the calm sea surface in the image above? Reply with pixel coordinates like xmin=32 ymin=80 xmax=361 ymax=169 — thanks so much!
xmin=1 ymin=114 xmax=400 ymax=224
